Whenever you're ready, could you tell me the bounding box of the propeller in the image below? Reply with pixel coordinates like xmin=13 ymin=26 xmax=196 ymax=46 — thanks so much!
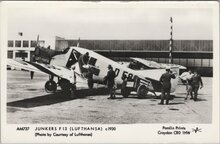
xmin=36 ymin=34 xmax=40 ymax=47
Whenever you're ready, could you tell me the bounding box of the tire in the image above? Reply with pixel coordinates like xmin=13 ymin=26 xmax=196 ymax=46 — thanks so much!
xmin=45 ymin=80 xmax=57 ymax=93
xmin=59 ymin=79 xmax=71 ymax=91
xmin=137 ymin=85 xmax=148 ymax=98
xmin=121 ymin=88 xmax=130 ymax=98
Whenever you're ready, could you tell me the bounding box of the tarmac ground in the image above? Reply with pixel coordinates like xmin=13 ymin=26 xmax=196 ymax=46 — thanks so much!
xmin=7 ymin=70 xmax=212 ymax=124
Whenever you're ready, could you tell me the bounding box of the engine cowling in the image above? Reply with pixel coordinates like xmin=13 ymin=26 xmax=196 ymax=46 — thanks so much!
xmin=34 ymin=47 xmax=64 ymax=64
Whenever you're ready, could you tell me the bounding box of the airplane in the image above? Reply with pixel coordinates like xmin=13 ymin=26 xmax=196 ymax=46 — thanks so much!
xmin=7 ymin=36 xmax=180 ymax=99
xmin=122 ymin=57 xmax=186 ymax=71
xmin=120 ymin=57 xmax=186 ymax=84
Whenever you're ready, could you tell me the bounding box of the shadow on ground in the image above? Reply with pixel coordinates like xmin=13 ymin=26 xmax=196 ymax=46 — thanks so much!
xmin=168 ymin=102 xmax=185 ymax=105
xmin=7 ymin=87 xmax=109 ymax=108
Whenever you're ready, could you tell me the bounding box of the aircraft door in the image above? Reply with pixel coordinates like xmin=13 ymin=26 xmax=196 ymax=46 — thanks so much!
xmin=88 ymin=57 xmax=100 ymax=76
xmin=66 ymin=50 xmax=78 ymax=68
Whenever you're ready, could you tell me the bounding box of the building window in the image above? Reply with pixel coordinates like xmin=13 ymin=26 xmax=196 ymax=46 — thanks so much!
xmin=15 ymin=40 xmax=21 ymax=47
xmin=187 ymin=59 xmax=195 ymax=67
xmin=31 ymin=41 xmax=37 ymax=47
xmin=158 ymin=58 xmax=166 ymax=63
xmin=15 ymin=52 xmax=27 ymax=58
xmin=173 ymin=58 xmax=180 ymax=65
xmin=151 ymin=58 xmax=159 ymax=63
xmin=194 ymin=59 xmax=201 ymax=67
xmin=179 ymin=58 xmax=187 ymax=66
xmin=7 ymin=51 xmax=13 ymax=58
xmin=23 ymin=40 xmax=29 ymax=47
xmin=8 ymin=40 xmax=14 ymax=47
xmin=202 ymin=59 xmax=210 ymax=67
xmin=210 ymin=59 xmax=213 ymax=67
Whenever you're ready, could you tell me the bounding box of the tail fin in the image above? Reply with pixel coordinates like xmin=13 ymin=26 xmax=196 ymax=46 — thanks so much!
xmin=77 ymin=37 xmax=80 ymax=47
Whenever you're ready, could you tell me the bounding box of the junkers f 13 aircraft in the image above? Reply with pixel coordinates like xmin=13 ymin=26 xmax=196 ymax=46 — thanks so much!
xmin=8 ymin=36 xmax=179 ymax=99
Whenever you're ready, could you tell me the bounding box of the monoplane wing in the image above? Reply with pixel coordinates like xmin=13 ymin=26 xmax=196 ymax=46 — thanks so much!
xmin=7 ymin=59 xmax=85 ymax=82
xmin=7 ymin=59 xmax=44 ymax=74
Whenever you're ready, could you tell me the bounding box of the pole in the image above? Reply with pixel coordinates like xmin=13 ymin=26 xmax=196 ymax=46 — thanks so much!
xmin=169 ymin=17 xmax=173 ymax=64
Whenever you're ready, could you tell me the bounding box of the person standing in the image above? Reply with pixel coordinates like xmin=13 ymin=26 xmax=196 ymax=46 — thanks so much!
xmin=184 ymin=70 xmax=194 ymax=100
xmin=159 ymin=67 xmax=176 ymax=105
xmin=191 ymin=71 xmax=203 ymax=101
xmin=86 ymin=68 xmax=94 ymax=89
xmin=105 ymin=65 xmax=116 ymax=99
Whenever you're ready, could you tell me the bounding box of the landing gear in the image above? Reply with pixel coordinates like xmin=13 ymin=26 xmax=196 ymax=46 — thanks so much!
xmin=70 ymin=85 xmax=77 ymax=99
xmin=58 ymin=78 xmax=77 ymax=99
xmin=59 ymin=79 xmax=71 ymax=91
xmin=137 ymin=85 xmax=148 ymax=99
xmin=121 ymin=79 xmax=131 ymax=98
xmin=45 ymin=80 xmax=57 ymax=93
xmin=121 ymin=88 xmax=131 ymax=98
xmin=87 ymin=79 xmax=94 ymax=89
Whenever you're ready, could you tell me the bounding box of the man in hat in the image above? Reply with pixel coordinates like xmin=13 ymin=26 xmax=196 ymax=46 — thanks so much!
xmin=191 ymin=71 xmax=203 ymax=101
xmin=159 ymin=67 xmax=176 ymax=105
xmin=105 ymin=65 xmax=116 ymax=99
xmin=78 ymin=52 xmax=90 ymax=75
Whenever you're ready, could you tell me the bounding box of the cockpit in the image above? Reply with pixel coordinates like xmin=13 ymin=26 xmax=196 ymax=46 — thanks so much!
xmin=127 ymin=58 xmax=162 ymax=70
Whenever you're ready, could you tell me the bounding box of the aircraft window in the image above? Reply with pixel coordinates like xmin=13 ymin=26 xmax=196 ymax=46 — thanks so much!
xmin=128 ymin=61 xmax=142 ymax=70
xmin=128 ymin=60 xmax=155 ymax=70
xmin=88 ymin=57 xmax=97 ymax=66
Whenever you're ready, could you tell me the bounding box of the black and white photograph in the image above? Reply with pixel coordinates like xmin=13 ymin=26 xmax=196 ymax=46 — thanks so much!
xmin=1 ymin=1 xmax=219 ymax=143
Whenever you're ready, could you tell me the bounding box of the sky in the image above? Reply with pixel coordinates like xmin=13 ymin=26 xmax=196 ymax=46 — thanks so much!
xmin=7 ymin=2 xmax=213 ymax=40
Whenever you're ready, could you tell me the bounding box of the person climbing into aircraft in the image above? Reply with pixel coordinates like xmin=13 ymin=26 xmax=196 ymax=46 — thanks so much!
xmin=105 ymin=65 xmax=116 ymax=99
xmin=159 ymin=67 xmax=176 ymax=105
xmin=70 ymin=65 xmax=76 ymax=85
xmin=184 ymin=69 xmax=194 ymax=100
xmin=78 ymin=52 xmax=90 ymax=76
xmin=191 ymin=71 xmax=203 ymax=101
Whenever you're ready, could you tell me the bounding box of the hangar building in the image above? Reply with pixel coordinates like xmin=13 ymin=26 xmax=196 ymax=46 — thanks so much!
xmin=55 ymin=38 xmax=213 ymax=76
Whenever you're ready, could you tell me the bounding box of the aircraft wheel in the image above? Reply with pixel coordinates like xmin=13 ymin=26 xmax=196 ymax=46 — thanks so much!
xmin=121 ymin=88 xmax=130 ymax=98
xmin=70 ymin=85 xmax=77 ymax=99
xmin=137 ymin=85 xmax=148 ymax=99
xmin=45 ymin=80 xmax=57 ymax=93
xmin=59 ymin=79 xmax=71 ymax=91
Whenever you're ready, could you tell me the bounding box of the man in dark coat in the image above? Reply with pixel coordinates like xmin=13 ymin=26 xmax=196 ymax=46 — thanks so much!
xmin=78 ymin=52 xmax=89 ymax=74
xmin=105 ymin=65 xmax=116 ymax=99
xmin=191 ymin=71 xmax=203 ymax=101
xmin=159 ymin=67 xmax=176 ymax=105
xmin=85 ymin=68 xmax=93 ymax=89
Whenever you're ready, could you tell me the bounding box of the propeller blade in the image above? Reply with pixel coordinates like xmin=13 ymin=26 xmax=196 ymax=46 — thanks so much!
xmin=36 ymin=34 xmax=39 ymax=47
